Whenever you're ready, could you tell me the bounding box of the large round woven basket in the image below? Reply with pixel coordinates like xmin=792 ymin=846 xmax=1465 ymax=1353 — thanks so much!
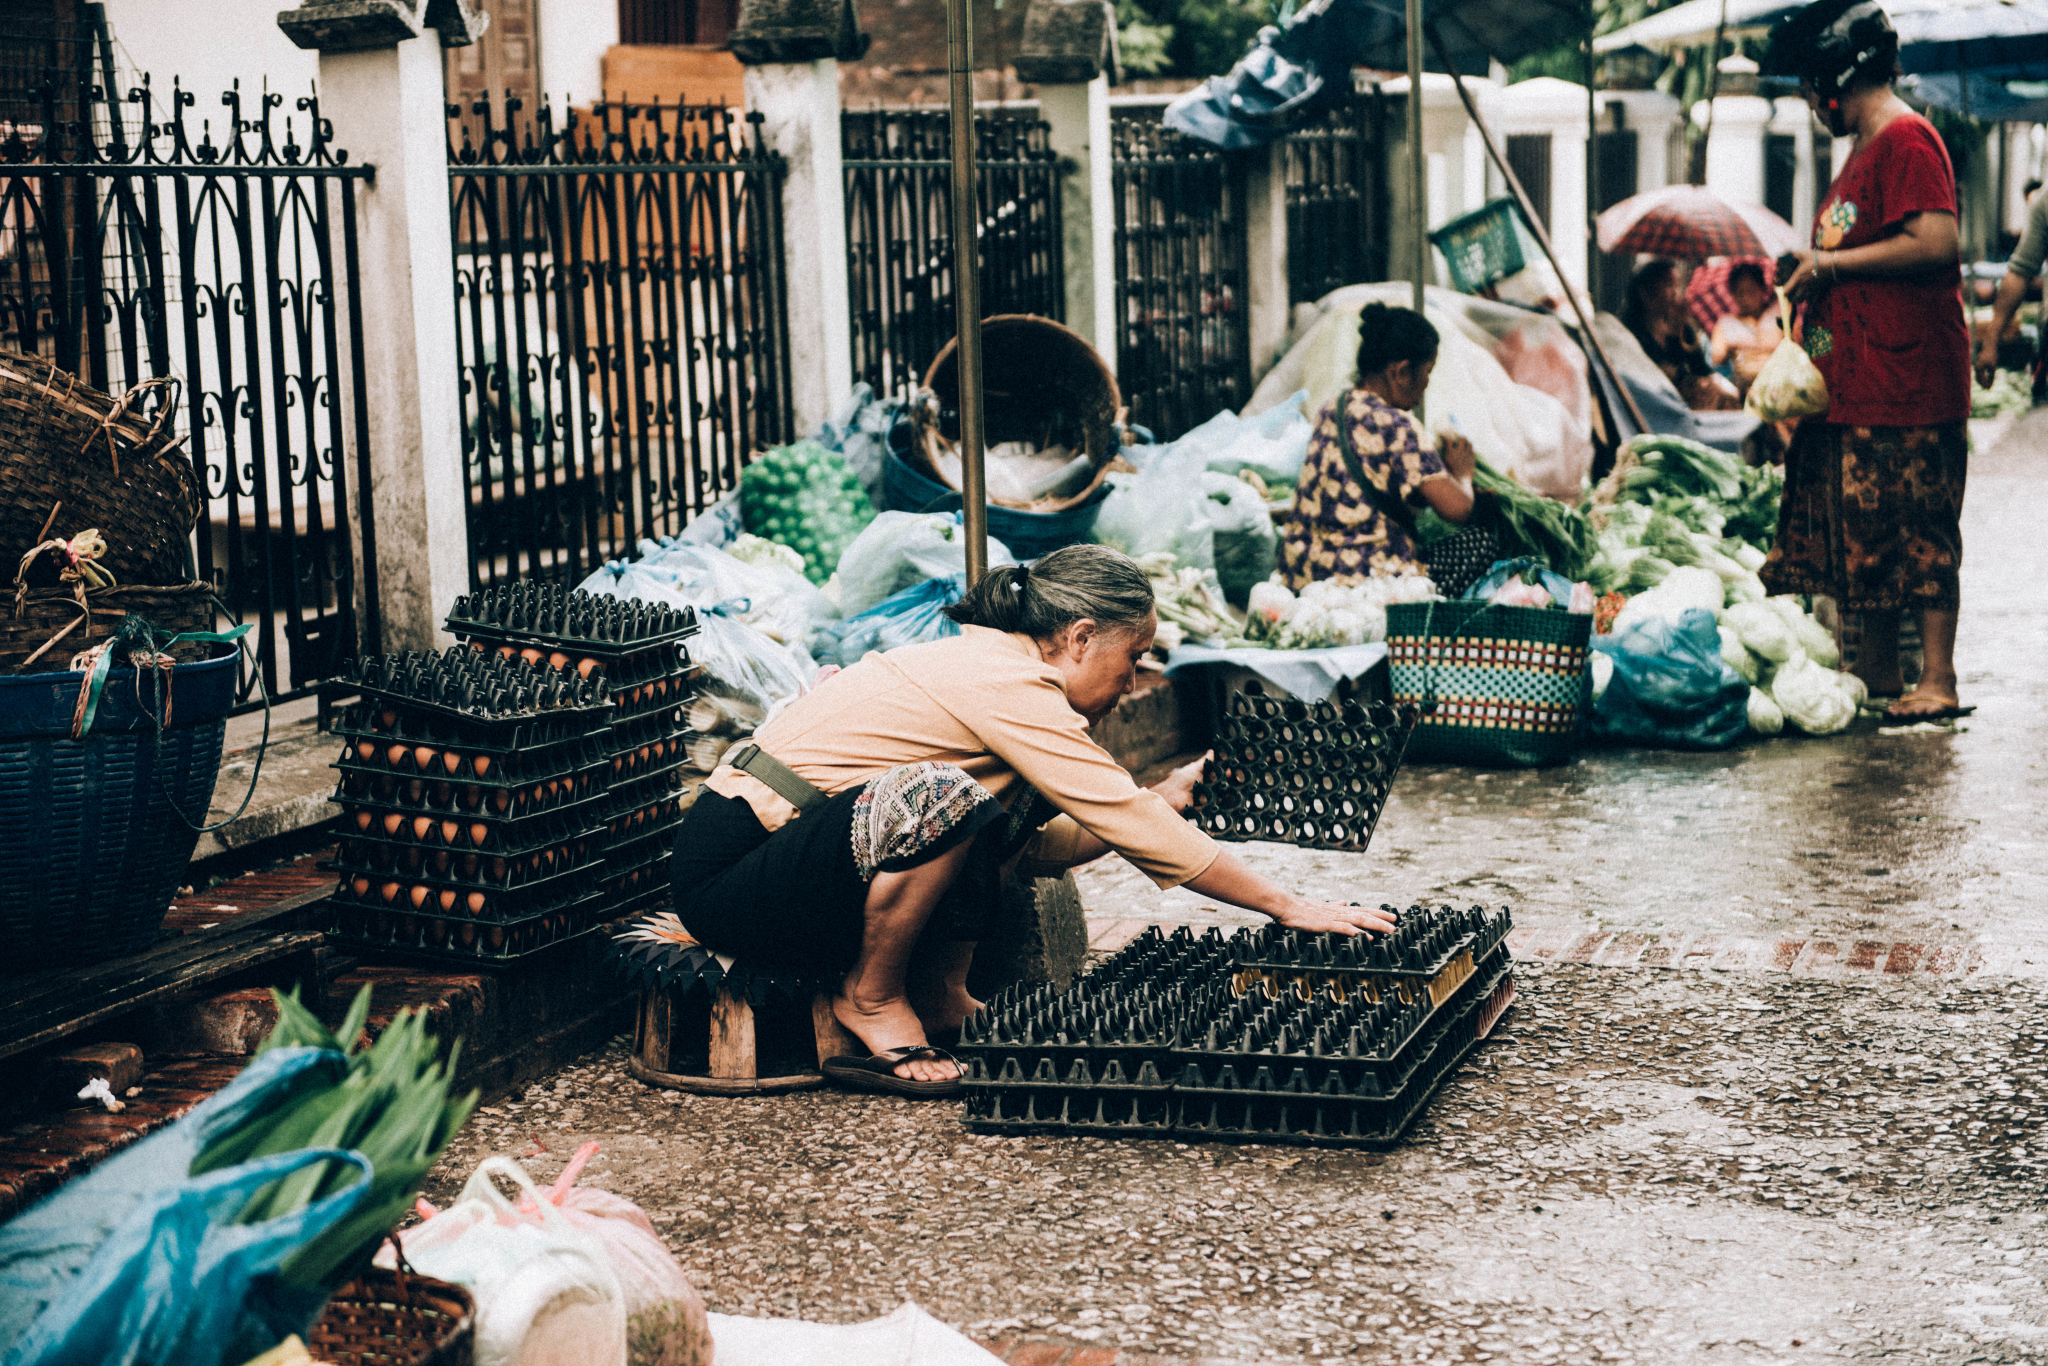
xmin=310 ymin=1266 xmax=476 ymax=1366
xmin=0 ymin=648 xmax=236 ymax=971
xmin=2 ymin=582 xmax=215 ymax=673
xmin=0 ymin=350 xmax=200 ymax=585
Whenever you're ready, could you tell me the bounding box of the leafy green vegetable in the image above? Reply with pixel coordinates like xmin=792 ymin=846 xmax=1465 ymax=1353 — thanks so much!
xmin=1418 ymin=457 xmax=1596 ymax=579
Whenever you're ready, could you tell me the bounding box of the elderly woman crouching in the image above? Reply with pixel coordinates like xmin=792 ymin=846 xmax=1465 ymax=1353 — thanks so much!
xmin=669 ymin=544 xmax=1393 ymax=1096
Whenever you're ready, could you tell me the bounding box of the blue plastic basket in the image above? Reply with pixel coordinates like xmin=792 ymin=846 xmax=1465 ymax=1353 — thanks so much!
xmin=880 ymin=426 xmax=1112 ymax=562
xmin=0 ymin=649 xmax=237 ymax=970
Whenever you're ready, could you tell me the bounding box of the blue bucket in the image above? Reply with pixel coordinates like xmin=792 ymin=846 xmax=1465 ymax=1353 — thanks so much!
xmin=881 ymin=425 xmax=1113 ymax=562
xmin=0 ymin=650 xmax=238 ymax=970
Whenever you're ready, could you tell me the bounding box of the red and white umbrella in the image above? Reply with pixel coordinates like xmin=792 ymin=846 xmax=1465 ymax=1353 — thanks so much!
xmin=1596 ymin=185 xmax=1805 ymax=261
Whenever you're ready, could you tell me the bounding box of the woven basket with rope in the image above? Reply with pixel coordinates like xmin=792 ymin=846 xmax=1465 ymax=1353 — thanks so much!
xmin=0 ymin=351 xmax=198 ymax=585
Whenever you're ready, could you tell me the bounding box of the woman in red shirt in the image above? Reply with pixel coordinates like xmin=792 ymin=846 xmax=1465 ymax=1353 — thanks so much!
xmin=1765 ymin=0 xmax=1971 ymax=722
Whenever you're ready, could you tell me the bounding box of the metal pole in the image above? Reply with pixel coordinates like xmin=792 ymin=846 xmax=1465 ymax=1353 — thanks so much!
xmin=948 ymin=0 xmax=990 ymax=583
xmin=1405 ymin=0 xmax=1426 ymax=316
xmin=1428 ymin=20 xmax=1649 ymax=434
xmin=1586 ymin=31 xmax=1600 ymax=312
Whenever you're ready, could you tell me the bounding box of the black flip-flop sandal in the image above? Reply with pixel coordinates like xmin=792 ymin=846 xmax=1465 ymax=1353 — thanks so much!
xmin=1881 ymin=701 xmax=1976 ymax=723
xmin=822 ymin=1044 xmax=965 ymax=1098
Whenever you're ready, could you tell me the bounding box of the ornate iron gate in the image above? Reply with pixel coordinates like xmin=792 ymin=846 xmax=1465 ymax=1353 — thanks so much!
xmin=1112 ymin=108 xmax=1250 ymax=443
xmin=1284 ymin=95 xmax=1390 ymax=306
xmin=0 ymin=19 xmax=376 ymax=708
xmin=449 ymin=96 xmax=792 ymax=590
xmin=842 ymin=107 xmax=1065 ymax=398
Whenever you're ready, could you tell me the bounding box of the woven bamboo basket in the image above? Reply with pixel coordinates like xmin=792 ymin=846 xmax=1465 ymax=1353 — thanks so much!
xmin=309 ymin=1266 xmax=476 ymax=1366
xmin=0 ymin=350 xmax=199 ymax=585
xmin=2 ymin=582 xmax=215 ymax=673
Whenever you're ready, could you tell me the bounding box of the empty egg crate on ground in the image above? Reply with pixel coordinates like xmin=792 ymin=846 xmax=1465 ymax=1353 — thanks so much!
xmin=957 ymin=908 xmax=1515 ymax=1149
xmin=1188 ymin=689 xmax=1422 ymax=853
xmin=445 ymin=585 xmax=699 ymax=925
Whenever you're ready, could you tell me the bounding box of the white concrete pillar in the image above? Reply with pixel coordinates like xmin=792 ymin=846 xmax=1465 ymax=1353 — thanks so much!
xmin=1243 ymin=141 xmax=1290 ymax=381
xmin=1384 ymin=73 xmax=1500 ymax=291
xmin=1493 ymin=77 xmax=1590 ymax=288
xmin=1771 ymin=95 xmax=1820 ymax=231
xmin=744 ymin=60 xmax=853 ymax=438
xmin=282 ymin=4 xmax=475 ymax=653
xmin=1692 ymin=94 xmax=1774 ymax=207
xmin=1036 ymin=77 xmax=1117 ymax=373
xmin=1598 ymin=89 xmax=1680 ymax=193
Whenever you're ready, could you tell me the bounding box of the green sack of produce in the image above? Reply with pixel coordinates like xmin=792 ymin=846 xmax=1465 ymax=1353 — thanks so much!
xmin=739 ymin=440 xmax=878 ymax=585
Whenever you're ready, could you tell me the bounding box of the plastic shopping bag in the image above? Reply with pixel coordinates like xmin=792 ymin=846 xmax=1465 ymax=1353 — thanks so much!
xmin=1201 ymin=471 xmax=1278 ymax=603
xmin=1744 ymin=292 xmax=1829 ymax=422
xmin=379 ymin=1156 xmax=626 ymax=1366
xmin=0 ymin=1047 xmax=372 ymax=1366
xmin=1093 ymin=441 xmax=1215 ymax=569
xmin=812 ymin=575 xmax=964 ymax=667
xmin=833 ymin=511 xmax=1015 ymax=617
xmin=1589 ymin=608 xmax=1751 ymax=751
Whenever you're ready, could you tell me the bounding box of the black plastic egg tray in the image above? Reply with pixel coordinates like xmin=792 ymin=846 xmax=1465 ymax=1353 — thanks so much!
xmin=446 ymin=583 xmax=699 ymax=653
xmin=323 ymin=887 xmax=611 ymax=963
xmin=332 ymin=649 xmax=613 ymax=737
xmin=1188 ymin=686 xmax=1420 ymax=853
xmin=958 ymin=909 xmax=1514 ymax=1149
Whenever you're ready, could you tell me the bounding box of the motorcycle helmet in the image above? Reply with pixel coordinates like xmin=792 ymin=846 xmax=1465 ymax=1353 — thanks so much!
xmin=1763 ymin=0 xmax=1898 ymax=131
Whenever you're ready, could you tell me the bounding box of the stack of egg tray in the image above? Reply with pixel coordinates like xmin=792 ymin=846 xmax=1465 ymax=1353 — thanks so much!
xmin=957 ymin=905 xmax=1514 ymax=1149
xmin=1187 ymin=686 xmax=1421 ymax=852
xmin=446 ymin=585 xmax=699 ymax=924
xmin=326 ymin=647 xmax=614 ymax=962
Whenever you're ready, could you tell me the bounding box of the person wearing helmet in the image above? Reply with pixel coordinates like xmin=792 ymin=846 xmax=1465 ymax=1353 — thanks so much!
xmin=1761 ymin=0 xmax=1971 ymax=723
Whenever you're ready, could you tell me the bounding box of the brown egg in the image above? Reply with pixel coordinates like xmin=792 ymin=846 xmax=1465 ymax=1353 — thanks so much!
xmin=373 ymin=776 xmax=398 ymax=800
xmin=529 ymin=784 xmax=545 ymax=805
xmin=355 ymin=739 xmax=377 ymax=764
xmin=432 ymin=782 xmax=453 ymax=806
xmin=459 ymin=853 xmax=481 ymax=878
xmin=548 ymin=651 xmax=570 ymax=671
xmin=382 ymin=812 xmax=405 ymax=837
xmin=496 ymin=645 xmax=515 ymax=659
xmin=519 ymin=647 xmax=544 ymax=667
xmin=379 ymin=880 xmax=402 ymax=904
xmin=405 ymin=779 xmax=426 ymax=804
xmin=386 ymin=743 xmax=409 ymax=769
xmin=490 ymin=789 xmax=511 ymax=814
xmin=466 ymin=891 xmax=488 ymax=915
xmin=412 ymin=815 xmax=434 ymax=842
xmin=487 ymin=856 xmax=508 ymax=881
xmin=400 ymin=846 xmax=424 ymax=872
xmin=487 ymin=925 xmax=507 ymax=951
xmin=429 ymin=850 xmax=451 ymax=875
xmin=438 ymin=889 xmax=458 ymax=913
xmin=470 ymin=822 xmax=490 ymax=848
xmin=350 ymin=875 xmax=371 ymax=898
xmin=377 ymin=707 xmax=399 ymax=731
xmin=353 ymin=809 xmax=373 ymax=833
xmin=442 ymin=750 xmax=464 ymax=776
xmin=473 ymin=755 xmax=493 ymax=779
xmin=441 ymin=820 xmax=462 ymax=845
xmin=459 ymin=922 xmax=478 ymax=948
xmin=576 ymin=657 xmax=600 ymax=679
xmin=409 ymin=884 xmax=430 ymax=909
xmin=413 ymin=745 xmax=437 ymax=772
xmin=458 ymin=785 xmax=482 ymax=811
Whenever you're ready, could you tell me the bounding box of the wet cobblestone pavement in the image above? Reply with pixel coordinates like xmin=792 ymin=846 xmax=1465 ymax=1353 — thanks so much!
xmin=421 ymin=416 xmax=2048 ymax=1361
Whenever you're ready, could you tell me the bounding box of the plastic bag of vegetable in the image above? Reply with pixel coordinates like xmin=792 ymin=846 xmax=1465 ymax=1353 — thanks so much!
xmin=1764 ymin=595 xmax=1840 ymax=668
xmin=814 ymin=383 xmax=900 ymax=501
xmin=1769 ymin=654 xmax=1857 ymax=735
xmin=1718 ymin=625 xmax=1759 ymax=685
xmin=1748 ymin=686 xmax=1785 ymax=735
xmin=380 ymin=1156 xmax=627 ymax=1366
xmin=1094 ymin=440 xmax=1215 ymax=569
xmin=810 ymin=575 xmax=964 ymax=667
xmin=1723 ymin=600 xmax=1798 ymax=663
xmin=1202 ymin=471 xmax=1279 ymax=603
xmin=833 ymin=511 xmax=1014 ymax=618
xmin=1744 ymin=298 xmax=1830 ymax=422
xmin=599 ymin=541 xmax=835 ymax=648
xmin=739 ymin=440 xmax=878 ymax=584
xmin=1589 ymin=608 xmax=1751 ymax=750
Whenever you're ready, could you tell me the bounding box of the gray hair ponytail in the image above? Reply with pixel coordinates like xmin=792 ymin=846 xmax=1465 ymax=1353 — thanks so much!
xmin=944 ymin=543 xmax=1155 ymax=641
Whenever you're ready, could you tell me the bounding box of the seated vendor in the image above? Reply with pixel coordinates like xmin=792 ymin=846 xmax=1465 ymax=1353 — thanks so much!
xmin=1278 ymin=302 xmax=1477 ymax=589
xmin=1624 ymin=258 xmax=1741 ymax=410
xmin=1707 ymin=261 xmax=1783 ymax=393
xmin=672 ymin=544 xmax=1393 ymax=1096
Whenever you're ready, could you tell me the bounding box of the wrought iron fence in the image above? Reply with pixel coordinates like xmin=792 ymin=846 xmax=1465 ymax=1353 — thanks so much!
xmin=0 ymin=32 xmax=376 ymax=708
xmin=1284 ymin=95 xmax=1390 ymax=306
xmin=843 ymin=106 xmax=1064 ymax=398
xmin=449 ymin=96 xmax=792 ymax=590
xmin=1112 ymin=108 xmax=1250 ymax=442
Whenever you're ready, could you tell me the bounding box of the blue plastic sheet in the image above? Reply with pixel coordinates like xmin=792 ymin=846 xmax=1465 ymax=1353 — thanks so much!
xmin=0 ymin=1047 xmax=373 ymax=1366
xmin=1589 ymin=608 xmax=1750 ymax=751
xmin=810 ymin=575 xmax=964 ymax=668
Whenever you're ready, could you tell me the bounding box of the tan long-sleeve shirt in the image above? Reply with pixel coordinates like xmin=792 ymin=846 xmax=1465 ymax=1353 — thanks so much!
xmin=702 ymin=625 xmax=1220 ymax=888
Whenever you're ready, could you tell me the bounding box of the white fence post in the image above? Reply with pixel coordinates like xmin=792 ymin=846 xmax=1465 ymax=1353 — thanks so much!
xmin=278 ymin=0 xmax=480 ymax=652
xmin=733 ymin=0 xmax=865 ymax=437
xmin=1015 ymin=0 xmax=1118 ymax=372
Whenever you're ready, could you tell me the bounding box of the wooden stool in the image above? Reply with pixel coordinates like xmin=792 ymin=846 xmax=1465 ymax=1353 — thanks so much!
xmin=630 ymin=982 xmax=862 ymax=1096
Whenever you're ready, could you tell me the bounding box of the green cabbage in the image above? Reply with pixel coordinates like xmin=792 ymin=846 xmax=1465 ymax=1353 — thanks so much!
xmin=1725 ymin=601 xmax=1796 ymax=662
xmin=1747 ymin=686 xmax=1785 ymax=735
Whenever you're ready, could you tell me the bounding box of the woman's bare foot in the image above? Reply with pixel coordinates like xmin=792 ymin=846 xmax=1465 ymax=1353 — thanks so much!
xmin=833 ymin=986 xmax=960 ymax=1082
xmin=911 ymin=984 xmax=984 ymax=1039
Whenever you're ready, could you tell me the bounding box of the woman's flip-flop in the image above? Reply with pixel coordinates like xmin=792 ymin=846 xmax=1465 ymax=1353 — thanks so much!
xmin=1880 ymin=701 xmax=1976 ymax=723
xmin=822 ymin=1044 xmax=964 ymax=1098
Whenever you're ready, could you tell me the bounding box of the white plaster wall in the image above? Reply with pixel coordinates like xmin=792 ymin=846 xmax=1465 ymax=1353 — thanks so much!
xmin=104 ymin=0 xmax=318 ymax=106
xmin=538 ymin=0 xmax=617 ymax=104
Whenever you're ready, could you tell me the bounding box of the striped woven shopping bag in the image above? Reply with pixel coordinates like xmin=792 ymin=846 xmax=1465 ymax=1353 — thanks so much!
xmin=1385 ymin=599 xmax=1593 ymax=768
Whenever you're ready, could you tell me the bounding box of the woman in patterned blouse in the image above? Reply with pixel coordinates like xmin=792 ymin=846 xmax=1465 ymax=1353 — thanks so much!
xmin=1279 ymin=303 xmax=1477 ymax=589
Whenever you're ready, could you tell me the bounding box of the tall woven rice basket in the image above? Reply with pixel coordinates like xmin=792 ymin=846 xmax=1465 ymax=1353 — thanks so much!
xmin=0 ymin=351 xmax=199 ymax=585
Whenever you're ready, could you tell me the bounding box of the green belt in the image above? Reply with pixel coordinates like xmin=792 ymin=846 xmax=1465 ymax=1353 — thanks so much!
xmin=725 ymin=739 xmax=829 ymax=816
